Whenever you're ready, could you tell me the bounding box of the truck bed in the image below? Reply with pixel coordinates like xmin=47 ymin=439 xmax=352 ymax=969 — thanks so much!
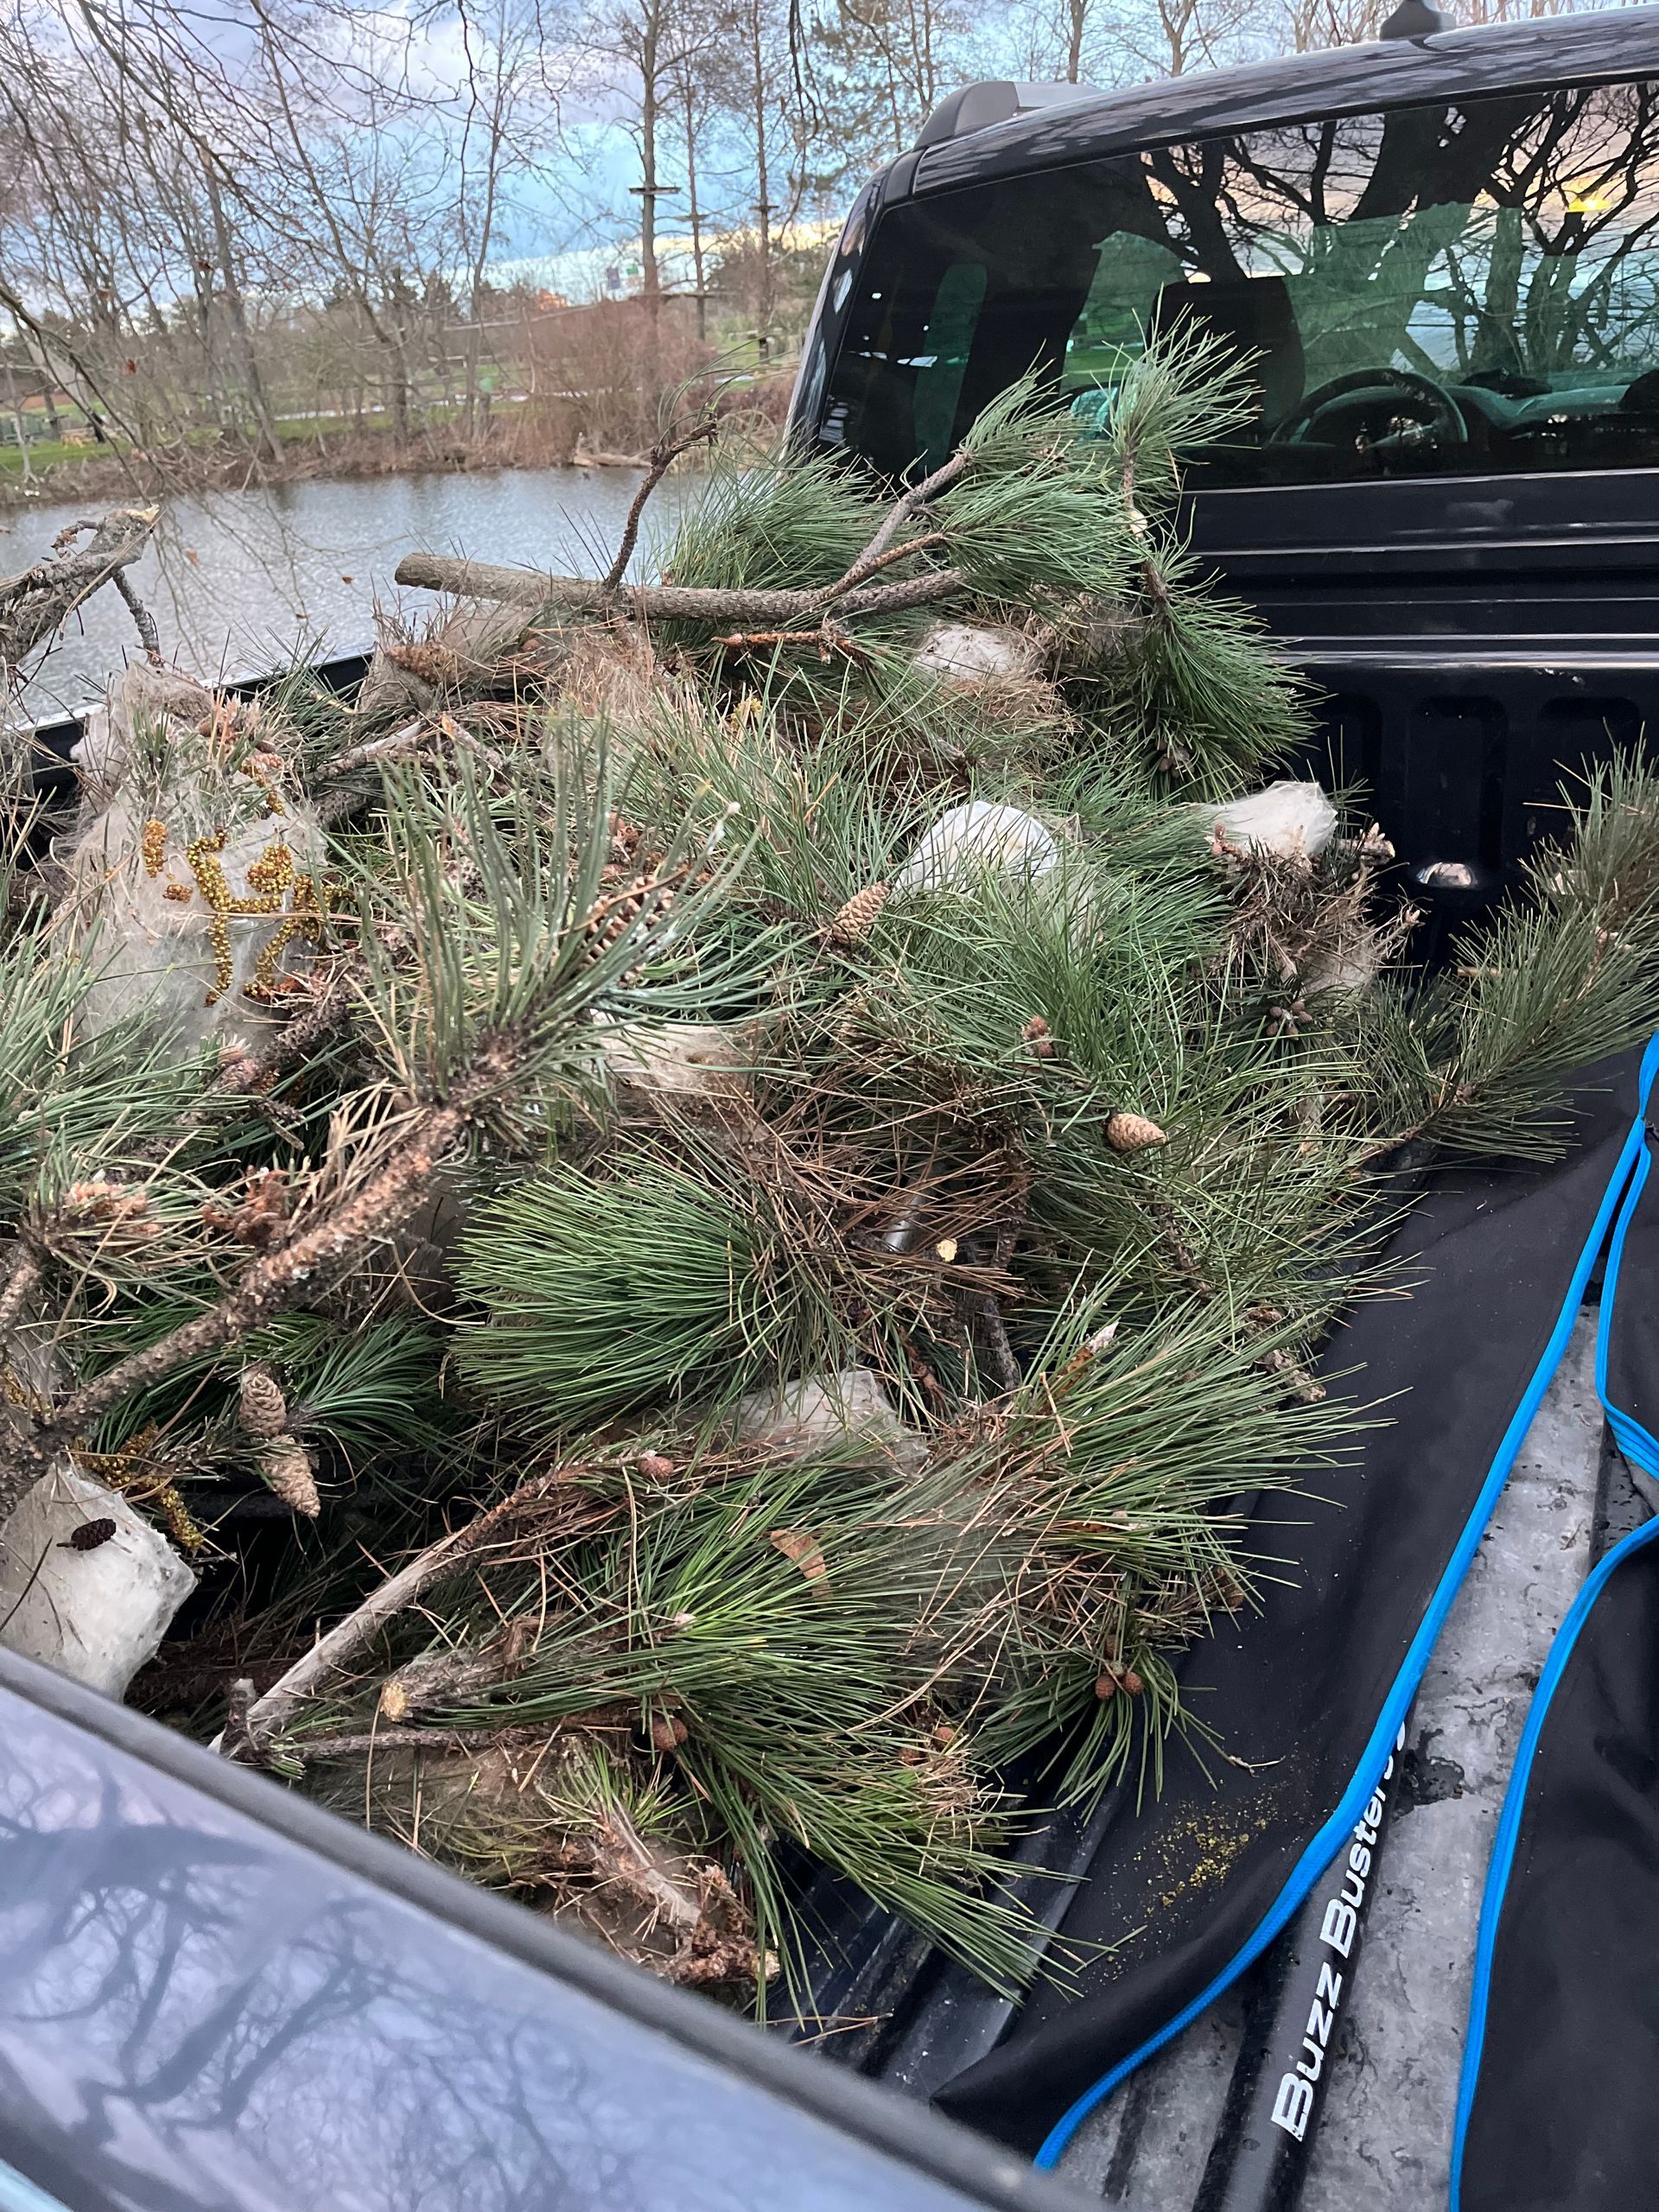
xmin=1058 ymin=1306 xmax=1649 ymax=2208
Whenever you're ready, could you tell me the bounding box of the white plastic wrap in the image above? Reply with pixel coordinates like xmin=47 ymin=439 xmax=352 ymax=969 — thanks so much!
xmin=913 ymin=622 xmax=1044 ymax=686
xmin=60 ymin=664 xmax=325 ymax=1055
xmin=0 ymin=1463 xmax=196 ymax=1697
xmin=736 ymin=1368 xmax=926 ymax=1468
xmin=1202 ymin=780 xmax=1338 ymax=863
xmin=895 ymin=800 xmax=1060 ymax=895
xmin=601 ymin=1020 xmax=752 ymax=1103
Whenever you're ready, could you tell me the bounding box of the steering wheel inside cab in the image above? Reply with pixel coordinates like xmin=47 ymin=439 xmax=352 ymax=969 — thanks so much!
xmin=1268 ymin=367 xmax=1469 ymax=465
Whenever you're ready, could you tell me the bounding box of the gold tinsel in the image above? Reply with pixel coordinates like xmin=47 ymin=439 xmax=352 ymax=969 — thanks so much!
xmin=259 ymin=1437 xmax=320 ymax=1517
xmin=828 ymin=881 xmax=889 ymax=945
xmin=1104 ymin=1110 xmax=1168 ymax=1154
xmin=238 ymin=1364 xmax=289 ymax=1439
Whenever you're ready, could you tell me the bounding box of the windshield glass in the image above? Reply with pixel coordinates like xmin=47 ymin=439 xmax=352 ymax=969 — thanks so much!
xmin=817 ymin=79 xmax=1659 ymax=486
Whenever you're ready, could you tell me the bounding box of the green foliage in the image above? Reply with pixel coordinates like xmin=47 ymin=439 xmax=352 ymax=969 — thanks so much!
xmin=1068 ymin=554 xmax=1314 ymax=791
xmin=0 ymin=915 xmax=204 ymax=1217
xmin=367 ymin=1448 xmax=1047 ymax=1993
xmin=456 ymin=1143 xmax=849 ymax=1432
xmin=662 ymin=447 xmax=879 ymax=596
xmin=1090 ymin=323 xmax=1262 ymax=515
xmin=350 ymin=745 xmax=752 ymax=1119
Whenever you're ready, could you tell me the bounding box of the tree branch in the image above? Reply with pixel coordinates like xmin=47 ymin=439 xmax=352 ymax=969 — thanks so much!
xmin=392 ymin=551 xmax=970 ymax=628
xmin=855 ymin=448 xmax=973 ymax=569
xmin=209 ymin=969 xmax=362 ymax=1102
xmin=43 ymin=1098 xmax=465 ymax=1453
xmin=111 ymin=568 xmax=162 ymax=665
xmin=0 ymin=506 xmax=159 ymax=679
xmin=268 ymin=1716 xmax=628 ymax=1764
xmin=601 ymin=412 xmax=719 ymax=596
xmin=227 ymin=1469 xmax=613 ymax=1748
xmin=391 ymin=426 xmax=978 ymax=635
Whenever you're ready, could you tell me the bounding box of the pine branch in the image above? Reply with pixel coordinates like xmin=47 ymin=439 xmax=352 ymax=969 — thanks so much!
xmin=0 ymin=1249 xmax=40 ymax=1350
xmin=229 ymin=1466 xmax=612 ymax=1748
xmin=0 ymin=1033 xmax=514 ymax=1520
xmin=209 ymin=968 xmax=361 ymax=1103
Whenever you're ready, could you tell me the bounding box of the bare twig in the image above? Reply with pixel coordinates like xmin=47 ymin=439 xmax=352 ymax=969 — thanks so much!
xmin=111 ymin=569 xmax=163 ymax=665
xmin=270 ymin=1716 xmax=630 ymax=1763
xmin=601 ymin=412 xmax=719 ymax=595
xmin=969 ymin=1292 xmax=1023 ymax=1394
xmin=857 ymin=448 xmax=975 ymax=569
xmin=222 ymin=1676 xmax=270 ymax=1765
xmin=321 ymin=717 xmax=426 ymax=780
xmin=711 ymin=626 xmax=870 ymax=664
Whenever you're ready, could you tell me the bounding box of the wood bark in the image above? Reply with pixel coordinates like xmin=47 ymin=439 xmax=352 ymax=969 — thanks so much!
xmin=393 ymin=551 xmax=968 ymax=626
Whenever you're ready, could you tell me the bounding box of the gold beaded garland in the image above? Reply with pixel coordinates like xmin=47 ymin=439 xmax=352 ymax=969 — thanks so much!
xmin=187 ymin=834 xmax=313 ymax=1003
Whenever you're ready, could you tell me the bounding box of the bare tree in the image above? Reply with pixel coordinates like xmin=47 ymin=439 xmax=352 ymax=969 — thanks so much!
xmin=448 ymin=0 xmax=573 ymax=439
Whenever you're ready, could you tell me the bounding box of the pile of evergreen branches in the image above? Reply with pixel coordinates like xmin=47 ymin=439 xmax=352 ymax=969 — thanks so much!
xmin=3 ymin=334 xmax=1658 ymax=2013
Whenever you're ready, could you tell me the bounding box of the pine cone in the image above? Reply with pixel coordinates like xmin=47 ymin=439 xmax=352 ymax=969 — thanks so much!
xmin=258 ymin=1436 xmax=320 ymax=1517
xmin=829 ymin=881 xmax=889 ymax=945
xmin=238 ymin=1364 xmax=288 ymax=1439
xmin=1105 ymin=1110 xmax=1168 ymax=1154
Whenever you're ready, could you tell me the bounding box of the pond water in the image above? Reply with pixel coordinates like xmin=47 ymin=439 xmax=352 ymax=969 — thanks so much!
xmin=5 ymin=464 xmax=693 ymax=719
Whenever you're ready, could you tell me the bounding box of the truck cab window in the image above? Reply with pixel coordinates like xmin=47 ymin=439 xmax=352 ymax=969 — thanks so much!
xmin=818 ymin=77 xmax=1659 ymax=486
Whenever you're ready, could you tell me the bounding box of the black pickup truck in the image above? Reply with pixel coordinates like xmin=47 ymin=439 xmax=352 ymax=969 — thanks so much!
xmin=8 ymin=13 xmax=1658 ymax=2212
xmin=794 ymin=7 xmax=1659 ymax=955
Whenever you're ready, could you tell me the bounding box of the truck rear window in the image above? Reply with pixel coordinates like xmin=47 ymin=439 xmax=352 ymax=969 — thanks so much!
xmin=817 ymin=79 xmax=1659 ymax=487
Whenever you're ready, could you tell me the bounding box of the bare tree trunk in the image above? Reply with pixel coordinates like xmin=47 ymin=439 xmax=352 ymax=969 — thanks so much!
xmin=29 ymin=353 xmax=62 ymax=441
xmin=1065 ymin=0 xmax=1087 ymax=80
xmin=680 ymin=78 xmax=708 ymax=341
xmin=639 ymin=6 xmax=664 ymax=344
xmin=203 ymin=157 xmax=281 ymax=463
xmin=2 ymin=359 xmax=33 ymax=489
xmin=388 ymin=347 xmax=413 ymax=442
xmin=747 ymin=0 xmax=774 ymax=350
